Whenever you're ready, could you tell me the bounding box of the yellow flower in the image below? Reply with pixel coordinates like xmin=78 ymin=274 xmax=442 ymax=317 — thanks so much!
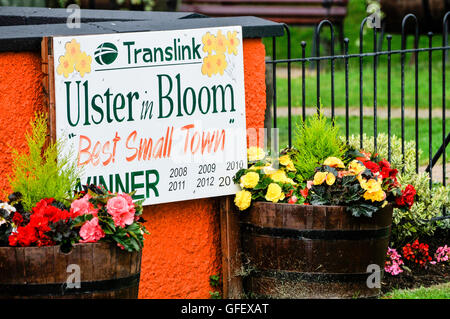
xmin=240 ymin=172 xmax=260 ymax=189
xmin=201 ymin=54 xmax=216 ymax=77
xmin=215 ymin=30 xmax=227 ymax=54
xmin=265 ymin=183 xmax=285 ymax=203
xmin=313 ymin=171 xmax=327 ymax=185
xmin=74 ymin=51 xmax=92 ymax=77
xmin=247 ymin=146 xmax=265 ymax=162
xmin=65 ymin=39 xmax=81 ymax=64
xmin=270 ymin=170 xmax=287 ymax=182
xmin=56 ymin=54 xmax=74 ymax=78
xmin=249 ymin=163 xmax=271 ymax=171
xmin=269 ymin=170 xmax=296 ymax=185
xmin=213 ymin=53 xmax=227 ymax=75
xmin=361 ymin=178 xmax=385 ymax=202
xmin=226 ymin=30 xmax=240 ymax=55
xmin=202 ymin=32 xmax=217 ymax=54
xmin=235 ymin=190 xmax=252 ymax=211
xmin=323 ymin=157 xmax=345 ymax=168
xmin=348 ymin=160 xmax=366 ymax=175
xmin=361 ymin=178 xmax=382 ymax=193
xmin=279 ymin=155 xmax=296 ymax=172
xmin=326 ymin=173 xmax=336 ymax=186
xmin=364 ymin=189 xmax=386 ymax=202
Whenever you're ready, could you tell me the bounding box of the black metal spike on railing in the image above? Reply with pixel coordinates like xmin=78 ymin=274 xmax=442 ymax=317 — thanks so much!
xmin=359 ymin=17 xmax=368 ymax=149
xmin=315 ymin=19 xmax=334 ymax=117
xmin=400 ymin=14 xmax=419 ymax=174
xmin=387 ymin=34 xmax=392 ymax=163
xmin=283 ymin=24 xmax=292 ymax=148
xmin=344 ymin=37 xmax=349 ymax=142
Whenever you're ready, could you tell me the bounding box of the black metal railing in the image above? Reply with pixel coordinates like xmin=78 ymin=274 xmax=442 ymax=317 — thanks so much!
xmin=266 ymin=13 xmax=450 ymax=192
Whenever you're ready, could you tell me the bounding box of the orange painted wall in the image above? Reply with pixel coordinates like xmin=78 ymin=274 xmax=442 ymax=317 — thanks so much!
xmin=0 ymin=52 xmax=45 ymax=197
xmin=0 ymin=39 xmax=266 ymax=299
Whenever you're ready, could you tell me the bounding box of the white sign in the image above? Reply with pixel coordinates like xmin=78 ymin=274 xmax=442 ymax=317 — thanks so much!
xmin=52 ymin=26 xmax=247 ymax=205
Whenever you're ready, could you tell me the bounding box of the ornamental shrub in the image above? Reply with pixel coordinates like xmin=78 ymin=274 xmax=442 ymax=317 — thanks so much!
xmin=346 ymin=133 xmax=450 ymax=246
xmin=291 ymin=112 xmax=347 ymax=182
xmin=8 ymin=112 xmax=82 ymax=212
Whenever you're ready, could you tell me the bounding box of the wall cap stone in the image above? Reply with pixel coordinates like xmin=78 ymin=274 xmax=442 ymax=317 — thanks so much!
xmin=0 ymin=6 xmax=284 ymax=52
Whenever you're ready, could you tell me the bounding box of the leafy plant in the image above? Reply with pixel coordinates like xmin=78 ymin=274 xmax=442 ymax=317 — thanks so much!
xmin=8 ymin=112 xmax=82 ymax=212
xmin=346 ymin=133 xmax=450 ymax=246
xmin=291 ymin=111 xmax=347 ymax=182
xmin=209 ymin=274 xmax=222 ymax=299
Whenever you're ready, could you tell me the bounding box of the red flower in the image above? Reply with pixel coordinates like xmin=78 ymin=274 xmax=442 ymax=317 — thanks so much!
xmin=12 ymin=212 xmax=23 ymax=226
xmin=356 ymin=151 xmax=371 ymax=162
xmin=402 ymin=240 xmax=432 ymax=267
xmin=300 ymin=188 xmax=309 ymax=199
xmin=364 ymin=161 xmax=380 ymax=174
xmin=8 ymin=198 xmax=74 ymax=247
xmin=288 ymin=196 xmax=298 ymax=204
xmin=395 ymin=184 xmax=416 ymax=209
xmin=378 ymin=159 xmax=391 ymax=170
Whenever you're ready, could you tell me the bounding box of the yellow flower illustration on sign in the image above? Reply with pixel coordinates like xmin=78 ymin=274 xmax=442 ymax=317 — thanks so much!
xmin=202 ymin=32 xmax=217 ymax=54
xmin=75 ymin=52 xmax=92 ymax=77
xmin=201 ymin=54 xmax=216 ymax=77
xmin=65 ymin=39 xmax=81 ymax=64
xmin=56 ymin=39 xmax=92 ymax=78
xmin=226 ymin=31 xmax=240 ymax=55
xmin=201 ymin=29 xmax=241 ymax=77
xmin=56 ymin=55 xmax=74 ymax=78
xmin=214 ymin=54 xmax=227 ymax=75
xmin=215 ymin=30 xmax=227 ymax=54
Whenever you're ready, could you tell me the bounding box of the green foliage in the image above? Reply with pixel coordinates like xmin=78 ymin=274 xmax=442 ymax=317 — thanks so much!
xmin=209 ymin=274 xmax=222 ymax=299
xmin=8 ymin=112 xmax=82 ymax=212
xmin=346 ymin=133 xmax=450 ymax=246
xmin=383 ymin=283 xmax=450 ymax=299
xmin=291 ymin=112 xmax=347 ymax=182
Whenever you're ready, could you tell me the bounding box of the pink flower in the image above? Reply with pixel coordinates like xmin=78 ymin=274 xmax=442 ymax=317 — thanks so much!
xmin=434 ymin=245 xmax=450 ymax=263
xmin=306 ymin=180 xmax=313 ymax=189
xmin=385 ymin=247 xmax=404 ymax=276
xmin=79 ymin=217 xmax=105 ymax=243
xmin=106 ymin=194 xmax=136 ymax=228
xmin=71 ymin=194 xmax=98 ymax=216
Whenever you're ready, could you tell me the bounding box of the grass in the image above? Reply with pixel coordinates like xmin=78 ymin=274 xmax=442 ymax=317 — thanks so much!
xmin=263 ymin=0 xmax=450 ymax=109
xmin=382 ymin=282 xmax=450 ymax=299
xmin=276 ymin=115 xmax=450 ymax=165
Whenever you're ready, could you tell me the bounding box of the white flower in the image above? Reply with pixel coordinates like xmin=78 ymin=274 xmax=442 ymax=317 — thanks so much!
xmin=0 ymin=202 xmax=16 ymax=214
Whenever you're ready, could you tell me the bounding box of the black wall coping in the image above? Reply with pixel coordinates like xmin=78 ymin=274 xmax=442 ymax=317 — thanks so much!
xmin=0 ymin=6 xmax=284 ymax=52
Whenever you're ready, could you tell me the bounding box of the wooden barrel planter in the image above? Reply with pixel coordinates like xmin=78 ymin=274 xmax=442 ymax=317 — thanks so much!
xmin=0 ymin=242 xmax=142 ymax=299
xmin=240 ymin=202 xmax=393 ymax=299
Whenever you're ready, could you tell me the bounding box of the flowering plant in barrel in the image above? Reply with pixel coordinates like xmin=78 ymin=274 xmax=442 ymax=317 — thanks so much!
xmin=233 ymin=113 xmax=416 ymax=217
xmin=303 ymin=150 xmax=416 ymax=217
xmin=0 ymin=113 xmax=148 ymax=252
xmin=232 ymin=112 xmax=418 ymax=299
xmin=0 ymin=112 xmax=146 ymax=298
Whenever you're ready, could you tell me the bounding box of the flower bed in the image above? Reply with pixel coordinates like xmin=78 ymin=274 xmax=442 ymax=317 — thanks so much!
xmin=382 ymin=229 xmax=450 ymax=294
